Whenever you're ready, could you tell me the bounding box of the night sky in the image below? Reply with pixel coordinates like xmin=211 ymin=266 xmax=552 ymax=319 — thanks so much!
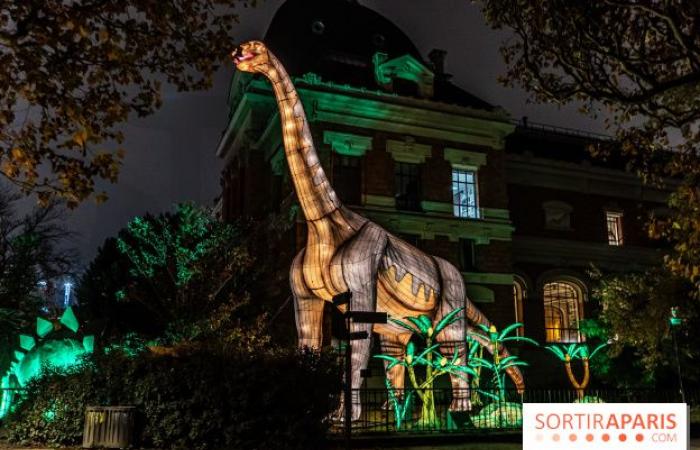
xmin=62 ymin=0 xmax=607 ymax=267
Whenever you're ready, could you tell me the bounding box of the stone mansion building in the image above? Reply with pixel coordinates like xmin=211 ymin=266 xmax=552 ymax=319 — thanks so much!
xmin=215 ymin=0 xmax=666 ymax=365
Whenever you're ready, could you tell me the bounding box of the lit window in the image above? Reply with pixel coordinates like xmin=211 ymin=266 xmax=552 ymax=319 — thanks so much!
xmin=606 ymin=211 xmax=624 ymax=246
xmin=395 ymin=162 xmax=421 ymax=211
xmin=452 ymin=168 xmax=479 ymax=219
xmin=543 ymin=281 xmax=584 ymax=343
xmin=513 ymin=277 xmax=526 ymax=337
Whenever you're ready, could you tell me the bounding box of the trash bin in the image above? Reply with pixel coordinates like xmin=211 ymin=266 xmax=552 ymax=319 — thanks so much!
xmin=83 ymin=406 xmax=135 ymax=449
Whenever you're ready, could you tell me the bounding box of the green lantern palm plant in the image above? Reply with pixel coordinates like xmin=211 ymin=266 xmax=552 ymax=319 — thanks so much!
xmin=467 ymin=323 xmax=537 ymax=428
xmin=374 ymin=308 xmax=476 ymax=429
xmin=544 ymin=342 xmax=607 ymax=402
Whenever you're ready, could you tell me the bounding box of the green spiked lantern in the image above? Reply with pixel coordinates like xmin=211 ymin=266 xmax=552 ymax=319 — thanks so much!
xmin=0 ymin=307 xmax=94 ymax=420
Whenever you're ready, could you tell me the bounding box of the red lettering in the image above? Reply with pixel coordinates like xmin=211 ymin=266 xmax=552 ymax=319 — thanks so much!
xmin=593 ymin=414 xmax=604 ymax=429
xmin=633 ymin=414 xmax=646 ymax=429
xmin=647 ymin=414 xmax=659 ymax=430
xmin=621 ymin=414 xmax=632 ymax=428
xmin=547 ymin=414 xmax=560 ymax=429
xmin=563 ymin=414 xmax=573 ymax=429
xmin=667 ymin=414 xmax=676 ymax=429
xmin=535 ymin=414 xmax=545 ymax=430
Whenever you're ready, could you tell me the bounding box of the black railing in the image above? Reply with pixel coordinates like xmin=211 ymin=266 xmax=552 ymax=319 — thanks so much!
xmin=329 ymin=388 xmax=698 ymax=435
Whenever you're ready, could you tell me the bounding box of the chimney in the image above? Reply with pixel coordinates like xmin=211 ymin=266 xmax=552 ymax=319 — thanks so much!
xmin=428 ymin=49 xmax=447 ymax=75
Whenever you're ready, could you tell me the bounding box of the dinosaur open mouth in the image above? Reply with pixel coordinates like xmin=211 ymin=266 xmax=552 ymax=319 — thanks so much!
xmin=233 ymin=52 xmax=255 ymax=65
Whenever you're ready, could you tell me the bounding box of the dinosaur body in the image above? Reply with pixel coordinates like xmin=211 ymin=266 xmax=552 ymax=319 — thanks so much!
xmin=232 ymin=41 xmax=524 ymax=419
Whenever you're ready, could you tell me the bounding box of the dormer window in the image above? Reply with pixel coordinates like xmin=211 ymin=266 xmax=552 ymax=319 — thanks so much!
xmin=373 ymin=52 xmax=434 ymax=98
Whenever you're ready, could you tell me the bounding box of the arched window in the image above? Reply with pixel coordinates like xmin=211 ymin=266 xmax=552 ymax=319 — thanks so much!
xmin=513 ymin=276 xmax=527 ymax=336
xmin=543 ymin=280 xmax=584 ymax=343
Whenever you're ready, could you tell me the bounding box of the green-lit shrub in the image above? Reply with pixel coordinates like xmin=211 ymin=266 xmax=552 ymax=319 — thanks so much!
xmin=5 ymin=346 xmax=340 ymax=450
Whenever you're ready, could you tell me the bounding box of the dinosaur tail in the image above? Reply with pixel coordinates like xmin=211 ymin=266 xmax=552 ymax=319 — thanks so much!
xmin=465 ymin=299 xmax=525 ymax=394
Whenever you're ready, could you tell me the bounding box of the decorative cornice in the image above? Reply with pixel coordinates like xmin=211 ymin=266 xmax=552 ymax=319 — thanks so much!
xmin=465 ymin=285 xmax=495 ymax=303
xmin=387 ymin=138 xmax=432 ymax=163
xmin=238 ymin=77 xmax=514 ymax=148
xmin=323 ymin=131 xmax=372 ymax=157
xmin=373 ymin=53 xmax=435 ymax=98
xmin=364 ymin=194 xmax=396 ymax=208
xmin=420 ymin=201 xmax=452 ymax=214
xmin=463 ymin=272 xmax=514 ymax=285
xmin=512 ymin=236 xmax=662 ymax=271
xmin=506 ymin=153 xmax=673 ymax=202
xmin=355 ymin=206 xmax=514 ymax=243
xmin=444 ymin=147 xmax=488 ymax=168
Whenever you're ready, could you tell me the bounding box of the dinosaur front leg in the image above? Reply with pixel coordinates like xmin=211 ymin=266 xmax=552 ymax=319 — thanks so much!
xmin=347 ymin=314 xmax=373 ymax=422
xmin=294 ymin=296 xmax=325 ymax=349
xmin=291 ymin=250 xmax=325 ymax=349
xmin=434 ymin=257 xmax=471 ymax=412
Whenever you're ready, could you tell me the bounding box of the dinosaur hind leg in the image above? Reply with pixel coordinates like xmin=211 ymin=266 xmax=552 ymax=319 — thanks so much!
xmin=379 ymin=332 xmax=411 ymax=398
xmin=434 ymin=257 xmax=471 ymax=412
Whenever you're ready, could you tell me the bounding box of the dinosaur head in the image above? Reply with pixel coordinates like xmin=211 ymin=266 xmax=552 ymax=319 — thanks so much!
xmin=231 ymin=40 xmax=270 ymax=73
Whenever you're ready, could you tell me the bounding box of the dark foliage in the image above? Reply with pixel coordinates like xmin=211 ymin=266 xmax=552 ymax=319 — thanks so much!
xmin=480 ymin=0 xmax=700 ymax=294
xmin=5 ymin=346 xmax=340 ymax=450
xmin=1 ymin=0 xmax=254 ymax=206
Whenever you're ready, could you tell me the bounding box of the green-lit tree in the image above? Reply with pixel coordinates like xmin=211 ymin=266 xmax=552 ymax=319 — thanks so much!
xmin=80 ymin=203 xmax=266 ymax=349
xmin=591 ymin=267 xmax=700 ymax=387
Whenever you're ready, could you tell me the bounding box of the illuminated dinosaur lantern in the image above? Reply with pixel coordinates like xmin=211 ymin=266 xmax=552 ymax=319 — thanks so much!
xmin=0 ymin=307 xmax=94 ymax=419
xmin=232 ymin=41 xmax=523 ymax=419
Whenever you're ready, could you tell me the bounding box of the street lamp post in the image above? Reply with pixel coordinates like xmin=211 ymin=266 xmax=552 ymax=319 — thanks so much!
xmin=331 ymin=292 xmax=387 ymax=450
xmin=669 ymin=306 xmax=685 ymax=404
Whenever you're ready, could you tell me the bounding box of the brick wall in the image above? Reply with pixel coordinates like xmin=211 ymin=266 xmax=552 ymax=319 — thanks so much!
xmin=475 ymin=240 xmax=512 ymax=273
xmin=508 ymin=184 xmax=655 ymax=247
xmin=364 ymin=134 xmax=394 ymax=197
xmin=422 ymin=146 xmax=452 ymax=203
xmin=479 ymin=149 xmax=509 ymax=210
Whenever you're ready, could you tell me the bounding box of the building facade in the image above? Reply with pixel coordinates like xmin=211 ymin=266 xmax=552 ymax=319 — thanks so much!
xmin=216 ymin=0 xmax=667 ymax=382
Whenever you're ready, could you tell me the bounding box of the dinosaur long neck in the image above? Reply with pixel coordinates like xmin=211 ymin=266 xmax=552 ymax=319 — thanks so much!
xmin=263 ymin=52 xmax=341 ymax=221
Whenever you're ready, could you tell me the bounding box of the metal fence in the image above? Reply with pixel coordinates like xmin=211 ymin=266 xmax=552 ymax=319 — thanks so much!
xmin=330 ymin=387 xmax=698 ymax=435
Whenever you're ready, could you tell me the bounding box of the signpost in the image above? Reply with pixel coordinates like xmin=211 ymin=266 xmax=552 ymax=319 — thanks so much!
xmin=331 ymin=292 xmax=387 ymax=450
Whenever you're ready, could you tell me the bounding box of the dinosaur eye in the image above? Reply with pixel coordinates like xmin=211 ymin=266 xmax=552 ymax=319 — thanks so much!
xmin=311 ymin=20 xmax=325 ymax=35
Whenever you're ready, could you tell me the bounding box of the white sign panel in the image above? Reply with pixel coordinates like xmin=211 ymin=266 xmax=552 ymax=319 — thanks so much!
xmin=523 ymin=403 xmax=688 ymax=450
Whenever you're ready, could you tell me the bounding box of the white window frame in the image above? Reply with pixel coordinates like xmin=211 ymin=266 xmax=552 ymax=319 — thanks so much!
xmin=452 ymin=167 xmax=479 ymax=219
xmin=606 ymin=211 xmax=624 ymax=246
